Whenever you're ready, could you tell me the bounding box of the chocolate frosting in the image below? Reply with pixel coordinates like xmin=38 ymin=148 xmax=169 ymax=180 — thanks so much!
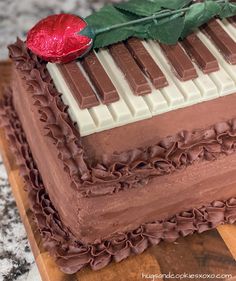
xmin=8 ymin=38 xmax=236 ymax=198
xmin=1 ymin=90 xmax=236 ymax=274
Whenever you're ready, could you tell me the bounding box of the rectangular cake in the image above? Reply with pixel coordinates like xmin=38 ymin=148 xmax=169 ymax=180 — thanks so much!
xmin=2 ymin=14 xmax=236 ymax=274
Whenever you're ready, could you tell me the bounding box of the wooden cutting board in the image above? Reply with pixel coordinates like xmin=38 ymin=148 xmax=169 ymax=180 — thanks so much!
xmin=1 ymin=61 xmax=236 ymax=281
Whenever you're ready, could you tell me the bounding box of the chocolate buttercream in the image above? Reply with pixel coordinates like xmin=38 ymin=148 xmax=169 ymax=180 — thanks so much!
xmin=7 ymin=38 xmax=236 ymax=200
xmin=1 ymin=91 xmax=236 ymax=274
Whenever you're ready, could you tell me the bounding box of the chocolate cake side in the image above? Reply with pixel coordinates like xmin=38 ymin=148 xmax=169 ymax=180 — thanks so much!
xmin=2 ymin=38 xmax=236 ymax=273
xmin=2 ymin=89 xmax=236 ymax=274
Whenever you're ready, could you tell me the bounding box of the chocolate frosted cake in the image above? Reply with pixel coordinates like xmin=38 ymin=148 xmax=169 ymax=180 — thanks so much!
xmin=2 ymin=2 xmax=236 ymax=274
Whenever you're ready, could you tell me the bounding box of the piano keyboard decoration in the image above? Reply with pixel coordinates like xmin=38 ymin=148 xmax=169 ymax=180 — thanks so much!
xmin=47 ymin=19 xmax=236 ymax=137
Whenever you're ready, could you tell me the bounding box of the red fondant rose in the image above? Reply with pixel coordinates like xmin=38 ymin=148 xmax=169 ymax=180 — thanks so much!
xmin=26 ymin=14 xmax=93 ymax=63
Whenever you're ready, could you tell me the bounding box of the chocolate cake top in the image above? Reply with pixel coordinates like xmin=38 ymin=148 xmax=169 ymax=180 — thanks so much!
xmin=8 ymin=37 xmax=236 ymax=198
xmin=46 ymin=18 xmax=236 ymax=137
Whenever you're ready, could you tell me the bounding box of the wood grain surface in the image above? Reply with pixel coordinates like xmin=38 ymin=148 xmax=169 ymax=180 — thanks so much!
xmin=1 ymin=61 xmax=236 ymax=281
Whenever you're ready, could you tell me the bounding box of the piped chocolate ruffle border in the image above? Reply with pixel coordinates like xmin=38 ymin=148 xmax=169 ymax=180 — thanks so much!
xmin=8 ymin=38 xmax=236 ymax=197
xmin=1 ymin=89 xmax=236 ymax=274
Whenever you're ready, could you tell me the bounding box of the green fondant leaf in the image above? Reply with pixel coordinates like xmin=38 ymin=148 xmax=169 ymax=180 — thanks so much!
xmin=181 ymin=1 xmax=221 ymax=38
xmin=149 ymin=14 xmax=185 ymax=44
xmin=114 ymin=0 xmax=192 ymax=17
xmin=219 ymin=2 xmax=236 ymax=18
xmin=86 ymin=5 xmax=139 ymax=48
xmin=85 ymin=0 xmax=236 ymax=49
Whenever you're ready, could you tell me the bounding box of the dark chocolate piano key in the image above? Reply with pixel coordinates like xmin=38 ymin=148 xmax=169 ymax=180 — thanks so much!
xmin=81 ymin=51 xmax=119 ymax=105
xmin=109 ymin=42 xmax=152 ymax=96
xmin=182 ymin=33 xmax=219 ymax=74
xmin=228 ymin=16 xmax=236 ymax=28
xmin=160 ymin=42 xmax=198 ymax=81
xmin=126 ymin=38 xmax=168 ymax=89
xmin=202 ymin=19 xmax=236 ymax=64
xmin=58 ymin=62 xmax=99 ymax=109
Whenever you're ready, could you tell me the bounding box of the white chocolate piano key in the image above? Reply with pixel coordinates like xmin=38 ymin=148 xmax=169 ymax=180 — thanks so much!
xmin=46 ymin=63 xmax=97 ymax=136
xmin=151 ymin=41 xmax=201 ymax=104
xmin=160 ymin=42 xmax=198 ymax=81
xmin=193 ymin=64 xmax=218 ymax=101
xmin=96 ymin=47 xmax=167 ymax=116
xmin=203 ymin=19 xmax=236 ymax=65
xmin=143 ymin=87 xmax=169 ymax=115
xmin=142 ymin=40 xmax=185 ymax=108
xmin=97 ymin=49 xmax=152 ymax=121
xmin=216 ymin=20 xmax=236 ymax=82
xmin=107 ymin=100 xmax=133 ymax=124
xmin=221 ymin=19 xmax=236 ymax=41
xmin=89 ymin=105 xmax=114 ymax=132
xmin=197 ymin=31 xmax=236 ymax=95
xmin=76 ymin=62 xmax=115 ymax=132
xmin=82 ymin=51 xmax=120 ymax=104
xmin=145 ymin=40 xmax=201 ymax=106
xmin=94 ymin=52 xmax=133 ymax=124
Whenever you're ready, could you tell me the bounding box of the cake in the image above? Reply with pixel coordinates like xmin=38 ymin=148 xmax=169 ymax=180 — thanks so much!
xmin=2 ymin=2 xmax=236 ymax=274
